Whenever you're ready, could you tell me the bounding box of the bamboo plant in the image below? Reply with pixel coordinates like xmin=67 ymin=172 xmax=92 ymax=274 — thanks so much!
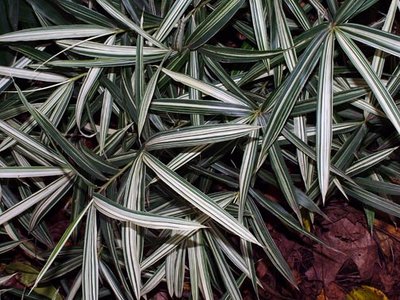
xmin=0 ymin=0 xmax=399 ymax=299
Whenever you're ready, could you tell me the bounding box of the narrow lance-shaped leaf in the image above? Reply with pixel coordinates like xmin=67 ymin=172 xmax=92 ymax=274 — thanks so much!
xmin=345 ymin=147 xmax=398 ymax=177
xmin=93 ymin=193 xmax=205 ymax=230
xmin=31 ymin=201 xmax=92 ymax=292
xmin=269 ymin=142 xmax=302 ymax=223
xmin=316 ymin=31 xmax=334 ymax=203
xmin=0 ymin=25 xmax=116 ymax=42
xmin=153 ymin=0 xmax=191 ymax=42
xmin=186 ymin=0 xmax=245 ymax=49
xmin=76 ymin=35 xmax=115 ymax=130
xmin=335 ymin=29 xmax=400 ymax=135
xmin=140 ymin=192 xmax=235 ymax=270
xmin=16 ymin=85 xmax=107 ymax=181
xmin=187 ymin=234 xmax=199 ymax=300
xmin=0 ymin=66 xmax=68 ymax=83
xmin=56 ymin=40 xmax=169 ymax=58
xmin=339 ymin=23 xmax=400 ymax=58
xmin=145 ymin=124 xmax=258 ymax=151
xmin=122 ymin=153 xmax=144 ymax=300
xmin=249 ymin=0 xmax=270 ymax=68
xmin=95 ymin=0 xmax=166 ymax=49
xmin=138 ymin=52 xmax=171 ymax=137
xmin=0 ymin=166 xmax=71 ymax=178
xmin=0 ymin=176 xmax=72 ymax=226
xmin=257 ymin=28 xmax=327 ymax=170
xmin=143 ymin=152 xmax=260 ymax=245
xmin=204 ymin=231 xmax=242 ymax=300
xmin=194 ymin=231 xmax=213 ymax=300
xmin=99 ymin=71 xmax=116 ymax=155
xmin=239 ymin=124 xmax=259 ymax=220
xmin=151 ymin=99 xmax=251 ymax=117
xmin=162 ymin=68 xmax=251 ymax=107
xmin=199 ymin=45 xmax=281 ymax=63
xmin=82 ymin=206 xmax=98 ymax=300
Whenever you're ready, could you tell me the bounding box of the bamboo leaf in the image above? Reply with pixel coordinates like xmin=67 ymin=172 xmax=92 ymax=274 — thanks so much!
xmin=257 ymin=28 xmax=327 ymax=169
xmin=93 ymin=193 xmax=205 ymax=230
xmin=16 ymin=85 xmax=107 ymax=181
xmin=0 ymin=66 xmax=68 ymax=83
xmin=0 ymin=176 xmax=72 ymax=226
xmin=146 ymin=124 xmax=258 ymax=151
xmin=161 ymin=68 xmax=251 ymax=107
xmin=0 ymin=166 xmax=71 ymax=178
xmin=339 ymin=23 xmax=400 ymax=58
xmin=143 ymin=152 xmax=260 ymax=245
xmin=316 ymin=32 xmax=334 ymax=202
xmin=31 ymin=201 xmax=92 ymax=291
xmin=335 ymin=29 xmax=400 ymax=135
xmin=186 ymin=0 xmax=245 ymax=49
xmin=82 ymin=206 xmax=98 ymax=300
xmin=0 ymin=25 xmax=116 ymax=42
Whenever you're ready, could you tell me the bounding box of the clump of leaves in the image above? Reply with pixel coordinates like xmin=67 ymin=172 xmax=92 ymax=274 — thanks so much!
xmin=0 ymin=0 xmax=399 ymax=299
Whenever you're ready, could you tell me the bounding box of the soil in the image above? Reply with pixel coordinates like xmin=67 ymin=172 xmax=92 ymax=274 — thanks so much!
xmin=250 ymin=198 xmax=400 ymax=300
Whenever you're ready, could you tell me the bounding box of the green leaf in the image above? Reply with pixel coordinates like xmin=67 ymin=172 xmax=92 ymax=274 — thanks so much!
xmin=204 ymin=230 xmax=242 ymax=300
xmin=0 ymin=66 xmax=68 ymax=83
xmin=162 ymin=68 xmax=251 ymax=107
xmin=345 ymin=147 xmax=398 ymax=176
xmin=200 ymin=45 xmax=281 ymax=63
xmin=0 ymin=25 xmax=116 ymax=42
xmin=151 ymin=99 xmax=251 ymax=117
xmin=31 ymin=200 xmax=92 ymax=291
xmin=95 ymin=0 xmax=166 ymax=49
xmin=0 ymin=166 xmax=71 ymax=178
xmin=186 ymin=0 xmax=245 ymax=49
xmin=335 ymin=29 xmax=400 ymax=135
xmin=257 ymin=28 xmax=327 ymax=169
xmin=138 ymin=52 xmax=170 ymax=137
xmin=153 ymin=0 xmax=191 ymax=42
xmin=56 ymin=40 xmax=169 ymax=58
xmin=339 ymin=23 xmax=400 ymax=58
xmin=93 ymin=193 xmax=205 ymax=230
xmin=57 ymin=0 xmax=116 ymax=27
xmin=316 ymin=31 xmax=334 ymax=202
xmin=0 ymin=175 xmax=72 ymax=226
xmin=146 ymin=123 xmax=258 ymax=151
xmin=82 ymin=206 xmax=98 ymax=300
xmin=16 ymin=84 xmax=107 ymax=181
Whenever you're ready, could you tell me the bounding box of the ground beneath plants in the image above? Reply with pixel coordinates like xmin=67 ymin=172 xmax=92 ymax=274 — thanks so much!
xmin=248 ymin=198 xmax=400 ymax=300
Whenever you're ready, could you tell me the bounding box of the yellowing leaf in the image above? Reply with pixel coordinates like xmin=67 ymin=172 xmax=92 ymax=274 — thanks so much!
xmin=346 ymin=285 xmax=389 ymax=300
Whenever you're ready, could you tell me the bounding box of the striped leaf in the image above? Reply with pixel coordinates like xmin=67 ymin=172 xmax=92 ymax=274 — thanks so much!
xmin=0 ymin=176 xmax=72 ymax=226
xmin=151 ymin=99 xmax=251 ymax=117
xmin=257 ymin=28 xmax=327 ymax=169
xmin=161 ymin=68 xmax=250 ymax=107
xmin=335 ymin=29 xmax=400 ymax=135
xmin=339 ymin=24 xmax=400 ymax=57
xmin=0 ymin=166 xmax=71 ymax=178
xmin=16 ymin=85 xmax=107 ymax=181
xmin=82 ymin=206 xmax=98 ymax=300
xmin=153 ymin=0 xmax=191 ymax=42
xmin=95 ymin=0 xmax=165 ymax=49
xmin=204 ymin=230 xmax=242 ymax=300
xmin=31 ymin=201 xmax=92 ymax=291
xmin=345 ymin=147 xmax=398 ymax=176
xmin=56 ymin=40 xmax=169 ymax=58
xmin=0 ymin=66 xmax=68 ymax=83
xmin=143 ymin=152 xmax=260 ymax=245
xmin=186 ymin=0 xmax=245 ymax=49
xmin=316 ymin=32 xmax=334 ymax=202
xmin=0 ymin=25 xmax=116 ymax=42
xmin=145 ymin=124 xmax=258 ymax=151
xmin=93 ymin=193 xmax=205 ymax=230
